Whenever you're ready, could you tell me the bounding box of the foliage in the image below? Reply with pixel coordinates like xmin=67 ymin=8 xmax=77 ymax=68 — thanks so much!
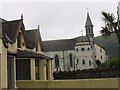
xmin=100 ymin=10 xmax=120 ymax=44
xmin=99 ymin=56 xmax=120 ymax=67
xmin=108 ymin=56 xmax=120 ymax=67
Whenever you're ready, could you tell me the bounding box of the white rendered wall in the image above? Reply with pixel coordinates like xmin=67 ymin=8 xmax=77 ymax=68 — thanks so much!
xmin=94 ymin=44 xmax=106 ymax=63
xmin=75 ymin=44 xmax=94 ymax=70
xmin=46 ymin=43 xmax=106 ymax=72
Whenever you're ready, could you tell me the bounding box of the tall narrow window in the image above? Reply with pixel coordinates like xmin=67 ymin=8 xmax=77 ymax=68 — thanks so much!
xmin=82 ymin=59 xmax=85 ymax=65
xmin=100 ymin=49 xmax=102 ymax=52
xmin=69 ymin=53 xmax=73 ymax=67
xmin=36 ymin=43 xmax=38 ymax=52
xmin=55 ymin=55 xmax=59 ymax=68
xmin=89 ymin=27 xmax=91 ymax=33
xmin=77 ymin=59 xmax=79 ymax=63
xmin=17 ymin=32 xmax=21 ymax=48
xmin=76 ymin=48 xmax=79 ymax=51
xmin=89 ymin=61 xmax=91 ymax=65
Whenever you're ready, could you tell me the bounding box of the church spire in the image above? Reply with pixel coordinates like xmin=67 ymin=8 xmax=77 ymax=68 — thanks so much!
xmin=85 ymin=11 xmax=94 ymax=38
xmin=21 ymin=13 xmax=23 ymax=22
xmin=85 ymin=12 xmax=93 ymax=27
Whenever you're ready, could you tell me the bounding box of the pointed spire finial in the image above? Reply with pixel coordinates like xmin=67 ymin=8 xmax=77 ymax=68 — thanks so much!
xmin=87 ymin=8 xmax=89 ymax=14
xmin=21 ymin=13 xmax=23 ymax=20
xmin=38 ymin=24 xmax=40 ymax=30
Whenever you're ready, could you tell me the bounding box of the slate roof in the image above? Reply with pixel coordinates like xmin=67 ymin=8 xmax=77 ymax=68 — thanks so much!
xmin=43 ymin=32 xmax=119 ymax=57
xmin=74 ymin=36 xmax=89 ymax=43
xmin=2 ymin=20 xmax=22 ymax=43
xmin=43 ymin=39 xmax=76 ymax=51
xmin=43 ymin=36 xmax=90 ymax=51
xmin=25 ymin=29 xmax=44 ymax=50
xmin=16 ymin=49 xmax=52 ymax=60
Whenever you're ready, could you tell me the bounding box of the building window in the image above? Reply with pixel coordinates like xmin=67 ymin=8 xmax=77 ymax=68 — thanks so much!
xmin=36 ymin=43 xmax=39 ymax=52
xmin=17 ymin=32 xmax=21 ymax=48
xmin=100 ymin=49 xmax=102 ymax=52
xmin=82 ymin=59 xmax=85 ymax=65
xmin=69 ymin=53 xmax=73 ymax=67
xmin=101 ymin=56 xmax=103 ymax=59
xmin=76 ymin=48 xmax=79 ymax=51
xmin=89 ymin=27 xmax=91 ymax=33
xmin=87 ymin=47 xmax=90 ymax=51
xmin=81 ymin=48 xmax=84 ymax=51
xmin=89 ymin=61 xmax=91 ymax=65
xmin=55 ymin=55 xmax=59 ymax=68
xmin=77 ymin=59 xmax=79 ymax=63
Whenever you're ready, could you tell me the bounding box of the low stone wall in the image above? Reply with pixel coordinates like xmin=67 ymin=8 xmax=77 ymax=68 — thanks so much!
xmin=16 ymin=78 xmax=120 ymax=88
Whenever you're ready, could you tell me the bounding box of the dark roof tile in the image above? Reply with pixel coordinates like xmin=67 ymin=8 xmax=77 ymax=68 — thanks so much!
xmin=25 ymin=29 xmax=44 ymax=50
xmin=2 ymin=20 xmax=21 ymax=42
xmin=16 ymin=49 xmax=52 ymax=60
xmin=43 ymin=39 xmax=76 ymax=51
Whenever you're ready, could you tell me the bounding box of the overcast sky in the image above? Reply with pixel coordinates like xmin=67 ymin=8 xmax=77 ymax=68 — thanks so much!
xmin=0 ymin=0 xmax=119 ymax=40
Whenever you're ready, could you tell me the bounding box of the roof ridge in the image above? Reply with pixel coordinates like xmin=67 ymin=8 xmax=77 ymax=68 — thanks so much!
xmin=2 ymin=19 xmax=21 ymax=24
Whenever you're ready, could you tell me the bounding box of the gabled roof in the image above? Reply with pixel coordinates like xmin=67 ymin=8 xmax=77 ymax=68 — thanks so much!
xmin=25 ymin=29 xmax=44 ymax=50
xmin=85 ymin=12 xmax=93 ymax=26
xmin=2 ymin=19 xmax=27 ymax=49
xmin=0 ymin=18 xmax=7 ymax=23
xmin=2 ymin=19 xmax=27 ymax=43
xmin=2 ymin=20 xmax=21 ymax=42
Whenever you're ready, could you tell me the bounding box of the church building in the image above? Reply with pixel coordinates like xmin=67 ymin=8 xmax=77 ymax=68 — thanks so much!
xmin=43 ymin=12 xmax=107 ymax=72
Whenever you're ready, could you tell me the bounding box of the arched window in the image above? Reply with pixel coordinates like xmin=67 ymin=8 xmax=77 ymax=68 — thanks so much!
xmin=89 ymin=27 xmax=91 ymax=33
xmin=77 ymin=59 xmax=79 ymax=63
xmin=76 ymin=48 xmax=79 ymax=51
xmin=55 ymin=55 xmax=59 ymax=68
xmin=89 ymin=61 xmax=91 ymax=65
xmin=82 ymin=59 xmax=85 ymax=65
xmin=69 ymin=53 xmax=73 ymax=67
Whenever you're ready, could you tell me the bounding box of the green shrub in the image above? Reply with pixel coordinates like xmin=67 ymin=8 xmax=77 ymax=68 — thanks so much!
xmin=108 ymin=56 xmax=120 ymax=67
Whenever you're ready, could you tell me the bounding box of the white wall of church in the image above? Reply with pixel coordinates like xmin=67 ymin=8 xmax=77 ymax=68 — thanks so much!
xmin=46 ymin=43 xmax=107 ymax=73
xmin=63 ymin=50 xmax=75 ymax=71
xmin=75 ymin=43 xmax=94 ymax=70
xmin=94 ymin=44 xmax=106 ymax=63
xmin=46 ymin=51 xmax=64 ymax=72
xmin=46 ymin=50 xmax=76 ymax=72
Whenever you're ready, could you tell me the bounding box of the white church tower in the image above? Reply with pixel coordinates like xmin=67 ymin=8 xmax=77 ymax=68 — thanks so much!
xmin=85 ymin=12 xmax=94 ymax=47
xmin=85 ymin=12 xmax=94 ymax=38
xmin=74 ymin=12 xmax=96 ymax=70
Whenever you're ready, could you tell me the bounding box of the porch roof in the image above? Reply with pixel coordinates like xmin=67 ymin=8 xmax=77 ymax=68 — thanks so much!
xmin=16 ymin=49 xmax=53 ymax=60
